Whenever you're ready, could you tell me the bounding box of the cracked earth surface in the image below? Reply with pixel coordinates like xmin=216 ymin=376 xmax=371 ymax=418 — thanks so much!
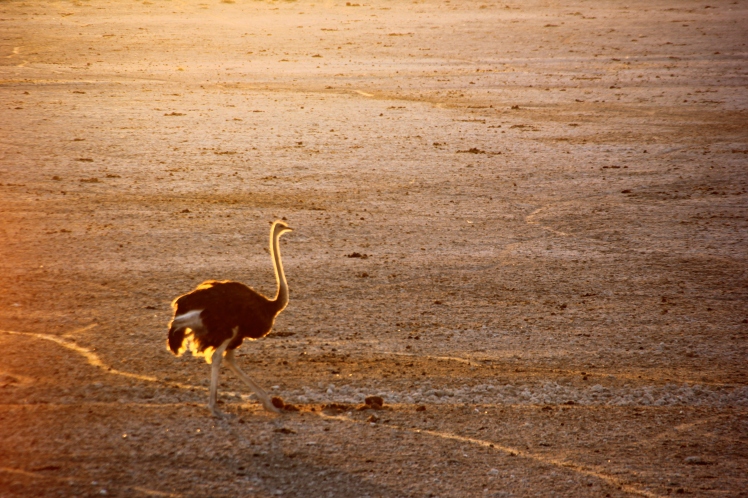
xmin=1 ymin=0 xmax=747 ymax=496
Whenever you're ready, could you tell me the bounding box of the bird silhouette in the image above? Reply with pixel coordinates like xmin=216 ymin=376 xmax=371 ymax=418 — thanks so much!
xmin=167 ymin=220 xmax=293 ymax=416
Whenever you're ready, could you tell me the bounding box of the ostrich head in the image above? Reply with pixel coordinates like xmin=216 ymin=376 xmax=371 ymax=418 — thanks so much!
xmin=272 ymin=220 xmax=293 ymax=237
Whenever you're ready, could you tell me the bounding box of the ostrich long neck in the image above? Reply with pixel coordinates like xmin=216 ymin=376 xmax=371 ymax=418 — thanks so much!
xmin=269 ymin=228 xmax=289 ymax=314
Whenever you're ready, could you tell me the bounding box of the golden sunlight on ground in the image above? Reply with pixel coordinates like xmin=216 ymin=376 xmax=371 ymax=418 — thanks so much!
xmin=0 ymin=0 xmax=746 ymax=496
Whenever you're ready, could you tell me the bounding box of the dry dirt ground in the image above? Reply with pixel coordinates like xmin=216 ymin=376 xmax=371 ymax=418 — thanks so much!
xmin=1 ymin=0 xmax=747 ymax=496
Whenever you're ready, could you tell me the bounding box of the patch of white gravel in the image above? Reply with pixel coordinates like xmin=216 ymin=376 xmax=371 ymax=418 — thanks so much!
xmin=274 ymin=382 xmax=748 ymax=407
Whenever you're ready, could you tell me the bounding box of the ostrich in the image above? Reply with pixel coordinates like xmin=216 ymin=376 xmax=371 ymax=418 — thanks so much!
xmin=167 ymin=220 xmax=293 ymax=416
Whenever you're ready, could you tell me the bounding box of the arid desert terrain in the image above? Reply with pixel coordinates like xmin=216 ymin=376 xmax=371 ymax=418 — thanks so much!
xmin=1 ymin=0 xmax=747 ymax=496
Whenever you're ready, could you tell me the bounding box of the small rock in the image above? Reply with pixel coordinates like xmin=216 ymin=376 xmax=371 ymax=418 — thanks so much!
xmin=271 ymin=397 xmax=285 ymax=409
xmin=367 ymin=414 xmax=379 ymax=423
xmin=456 ymin=147 xmax=486 ymax=154
xmin=488 ymin=468 xmax=499 ymax=476
xmin=684 ymin=456 xmax=708 ymax=465
xmin=322 ymin=402 xmax=353 ymax=413
xmin=365 ymin=396 xmax=384 ymax=409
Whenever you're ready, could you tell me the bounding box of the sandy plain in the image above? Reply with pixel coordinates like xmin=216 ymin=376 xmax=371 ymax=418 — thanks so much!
xmin=0 ymin=0 xmax=747 ymax=496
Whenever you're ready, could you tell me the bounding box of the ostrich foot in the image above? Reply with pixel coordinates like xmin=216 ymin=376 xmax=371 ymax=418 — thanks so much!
xmin=264 ymin=404 xmax=282 ymax=414
xmin=264 ymin=397 xmax=284 ymax=414
xmin=210 ymin=408 xmax=238 ymax=419
xmin=209 ymin=402 xmax=235 ymax=418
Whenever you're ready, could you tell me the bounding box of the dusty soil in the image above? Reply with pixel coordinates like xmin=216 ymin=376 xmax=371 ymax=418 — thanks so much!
xmin=1 ymin=0 xmax=747 ymax=496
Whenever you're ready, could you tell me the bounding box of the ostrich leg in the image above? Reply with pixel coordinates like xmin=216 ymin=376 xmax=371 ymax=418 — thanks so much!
xmin=208 ymin=337 xmax=233 ymax=417
xmin=224 ymin=349 xmax=280 ymax=413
